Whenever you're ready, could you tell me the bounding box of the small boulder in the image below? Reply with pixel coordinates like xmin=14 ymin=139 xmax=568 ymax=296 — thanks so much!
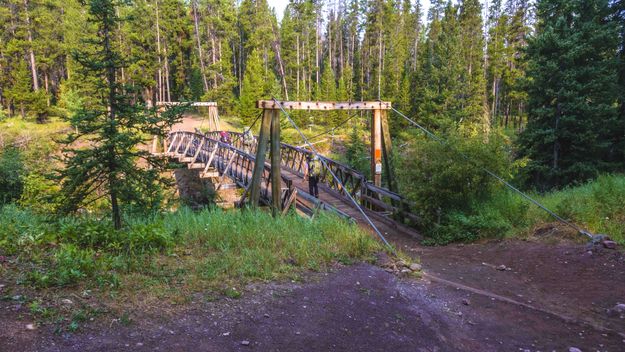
xmin=409 ymin=263 xmax=422 ymax=271
xmin=568 ymin=347 xmax=582 ymax=352
xmin=496 ymin=265 xmax=507 ymax=271
xmin=462 ymin=299 xmax=470 ymax=306
xmin=241 ymin=340 xmax=250 ymax=346
xmin=602 ymin=240 xmax=617 ymax=249
xmin=25 ymin=324 xmax=36 ymax=331
xmin=61 ymin=299 xmax=73 ymax=305
xmin=607 ymin=303 xmax=625 ymax=317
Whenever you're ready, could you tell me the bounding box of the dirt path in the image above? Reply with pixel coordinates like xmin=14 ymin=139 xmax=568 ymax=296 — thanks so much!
xmin=2 ymin=240 xmax=625 ymax=352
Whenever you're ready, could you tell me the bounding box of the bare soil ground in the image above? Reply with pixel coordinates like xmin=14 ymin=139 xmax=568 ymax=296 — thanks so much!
xmin=2 ymin=236 xmax=624 ymax=352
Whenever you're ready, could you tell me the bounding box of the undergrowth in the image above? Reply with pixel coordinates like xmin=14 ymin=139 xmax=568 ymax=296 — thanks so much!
xmin=0 ymin=206 xmax=380 ymax=330
xmin=0 ymin=205 xmax=379 ymax=291
xmin=434 ymin=174 xmax=625 ymax=245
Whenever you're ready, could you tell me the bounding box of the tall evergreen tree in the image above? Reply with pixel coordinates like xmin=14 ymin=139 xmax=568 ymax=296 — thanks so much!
xmin=58 ymin=0 xmax=182 ymax=229
xmin=613 ymin=0 xmax=625 ymax=164
xmin=519 ymin=0 xmax=620 ymax=189
xmin=458 ymin=0 xmax=489 ymax=135
xmin=238 ymin=48 xmax=277 ymax=125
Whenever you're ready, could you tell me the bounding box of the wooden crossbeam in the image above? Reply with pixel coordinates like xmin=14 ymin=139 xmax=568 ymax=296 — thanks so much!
xmin=256 ymin=100 xmax=391 ymax=111
xmin=156 ymin=101 xmax=217 ymax=107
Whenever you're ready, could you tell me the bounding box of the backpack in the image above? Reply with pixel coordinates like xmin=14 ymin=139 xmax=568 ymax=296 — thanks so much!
xmin=309 ymin=158 xmax=322 ymax=177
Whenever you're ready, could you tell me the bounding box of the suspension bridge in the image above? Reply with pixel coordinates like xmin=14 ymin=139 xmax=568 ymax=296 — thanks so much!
xmin=154 ymin=100 xmax=421 ymax=243
xmin=154 ymin=99 xmax=597 ymax=247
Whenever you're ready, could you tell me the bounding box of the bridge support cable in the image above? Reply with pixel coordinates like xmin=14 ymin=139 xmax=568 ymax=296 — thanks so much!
xmin=271 ymin=98 xmax=398 ymax=255
xmin=385 ymin=104 xmax=594 ymax=239
xmin=305 ymin=112 xmax=360 ymax=141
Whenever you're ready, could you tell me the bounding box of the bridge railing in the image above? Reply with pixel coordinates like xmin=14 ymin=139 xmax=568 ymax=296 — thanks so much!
xmin=166 ymin=131 xmax=297 ymax=212
xmin=204 ymin=131 xmax=419 ymax=226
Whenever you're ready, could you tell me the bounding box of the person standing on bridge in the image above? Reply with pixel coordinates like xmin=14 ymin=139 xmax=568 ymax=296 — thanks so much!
xmin=242 ymin=129 xmax=254 ymax=153
xmin=219 ymin=131 xmax=231 ymax=144
xmin=305 ymin=154 xmax=322 ymax=198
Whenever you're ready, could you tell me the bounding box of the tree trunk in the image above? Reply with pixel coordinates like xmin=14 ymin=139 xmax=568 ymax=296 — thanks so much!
xmin=296 ymin=34 xmax=300 ymax=99
xmin=156 ymin=0 xmax=163 ymax=102
xmin=103 ymin=10 xmax=121 ymax=230
xmin=192 ymin=0 xmax=209 ymax=92
xmin=24 ymin=0 xmax=39 ymax=91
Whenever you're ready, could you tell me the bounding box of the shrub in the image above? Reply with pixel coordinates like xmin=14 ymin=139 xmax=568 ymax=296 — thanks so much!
xmin=0 ymin=147 xmax=25 ymax=204
xmin=397 ymin=130 xmax=513 ymax=243
xmin=19 ymin=173 xmax=62 ymax=213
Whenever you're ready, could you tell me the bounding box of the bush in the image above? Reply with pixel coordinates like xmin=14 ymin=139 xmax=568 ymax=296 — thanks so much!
xmin=0 ymin=147 xmax=25 ymax=204
xmin=434 ymin=174 xmax=625 ymax=245
xmin=19 ymin=173 xmax=62 ymax=213
xmin=397 ymin=130 xmax=514 ymax=243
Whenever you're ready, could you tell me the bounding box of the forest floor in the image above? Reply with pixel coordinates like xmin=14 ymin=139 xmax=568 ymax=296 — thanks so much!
xmin=2 ymin=234 xmax=624 ymax=352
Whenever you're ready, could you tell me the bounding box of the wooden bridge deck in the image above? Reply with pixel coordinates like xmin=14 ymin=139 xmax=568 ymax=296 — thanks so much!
xmin=161 ymin=130 xmax=421 ymax=241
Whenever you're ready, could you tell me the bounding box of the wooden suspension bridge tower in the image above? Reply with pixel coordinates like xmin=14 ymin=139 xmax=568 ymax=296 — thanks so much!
xmin=156 ymin=101 xmax=220 ymax=131
xmin=249 ymin=100 xmax=395 ymax=216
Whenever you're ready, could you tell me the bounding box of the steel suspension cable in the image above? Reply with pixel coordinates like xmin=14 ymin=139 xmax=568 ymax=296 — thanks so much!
xmin=271 ymin=98 xmax=398 ymax=254
xmin=244 ymin=111 xmax=263 ymax=133
xmin=305 ymin=112 xmax=360 ymax=141
xmin=384 ymin=103 xmax=592 ymax=239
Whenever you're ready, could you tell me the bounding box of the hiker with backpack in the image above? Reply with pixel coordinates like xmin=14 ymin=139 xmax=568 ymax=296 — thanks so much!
xmin=242 ymin=129 xmax=255 ymax=154
xmin=305 ymin=154 xmax=322 ymax=198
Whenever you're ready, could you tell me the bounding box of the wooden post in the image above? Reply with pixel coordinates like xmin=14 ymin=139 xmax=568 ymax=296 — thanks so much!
xmin=380 ymin=110 xmax=397 ymax=193
xmin=371 ymin=109 xmax=382 ymax=186
xmin=270 ymin=110 xmax=282 ymax=216
xmin=249 ymin=109 xmax=272 ymax=207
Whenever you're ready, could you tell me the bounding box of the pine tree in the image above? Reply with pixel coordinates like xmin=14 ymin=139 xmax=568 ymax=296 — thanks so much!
xmin=613 ymin=0 xmax=625 ymax=166
xmin=411 ymin=2 xmax=464 ymax=132
xmin=486 ymin=0 xmax=507 ymax=126
xmin=58 ymin=0 xmax=182 ymax=229
xmin=319 ymin=57 xmax=337 ymax=125
xmin=4 ymin=59 xmax=32 ymax=118
xmin=458 ymin=0 xmax=489 ymax=135
xmin=519 ymin=0 xmax=620 ymax=189
xmin=238 ymin=48 xmax=276 ymax=125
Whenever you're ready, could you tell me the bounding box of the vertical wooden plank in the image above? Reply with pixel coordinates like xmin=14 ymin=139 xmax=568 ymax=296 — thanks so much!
xmin=380 ymin=109 xmax=397 ymax=193
xmin=249 ymin=109 xmax=272 ymax=207
xmin=371 ymin=109 xmax=382 ymax=186
xmin=270 ymin=110 xmax=282 ymax=216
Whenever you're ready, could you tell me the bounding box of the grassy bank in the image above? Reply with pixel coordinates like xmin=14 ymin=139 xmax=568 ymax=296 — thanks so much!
xmin=0 ymin=206 xmax=380 ymax=330
xmin=443 ymin=174 xmax=625 ymax=244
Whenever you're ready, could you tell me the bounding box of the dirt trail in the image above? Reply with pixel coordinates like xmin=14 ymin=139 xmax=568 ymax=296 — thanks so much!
xmin=3 ymin=259 xmax=624 ymax=352
xmin=2 ymin=240 xmax=625 ymax=352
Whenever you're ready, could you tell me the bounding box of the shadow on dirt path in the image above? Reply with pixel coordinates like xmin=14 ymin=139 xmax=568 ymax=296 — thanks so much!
xmin=2 ymin=254 xmax=624 ymax=352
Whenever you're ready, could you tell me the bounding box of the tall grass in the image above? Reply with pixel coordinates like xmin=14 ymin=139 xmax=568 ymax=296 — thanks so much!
xmin=156 ymin=208 xmax=378 ymax=280
xmin=0 ymin=206 xmax=380 ymax=290
xmin=445 ymin=174 xmax=625 ymax=244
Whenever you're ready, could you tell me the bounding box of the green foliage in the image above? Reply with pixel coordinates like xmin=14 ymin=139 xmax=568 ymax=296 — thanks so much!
xmin=0 ymin=206 xmax=380 ymax=290
xmin=57 ymin=0 xmax=183 ymax=228
xmin=344 ymin=123 xmax=370 ymax=179
xmin=0 ymin=148 xmax=25 ymax=204
xmin=19 ymin=174 xmax=62 ymax=213
xmin=397 ymin=130 xmax=513 ymax=243
xmin=518 ymin=0 xmax=622 ymax=190
xmin=238 ymin=49 xmax=278 ymax=125
xmin=442 ymin=174 xmax=625 ymax=245
xmin=160 ymin=208 xmax=379 ymax=281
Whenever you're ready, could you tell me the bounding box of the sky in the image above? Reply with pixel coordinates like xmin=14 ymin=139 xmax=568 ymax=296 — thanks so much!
xmin=267 ymin=0 xmax=436 ymax=22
